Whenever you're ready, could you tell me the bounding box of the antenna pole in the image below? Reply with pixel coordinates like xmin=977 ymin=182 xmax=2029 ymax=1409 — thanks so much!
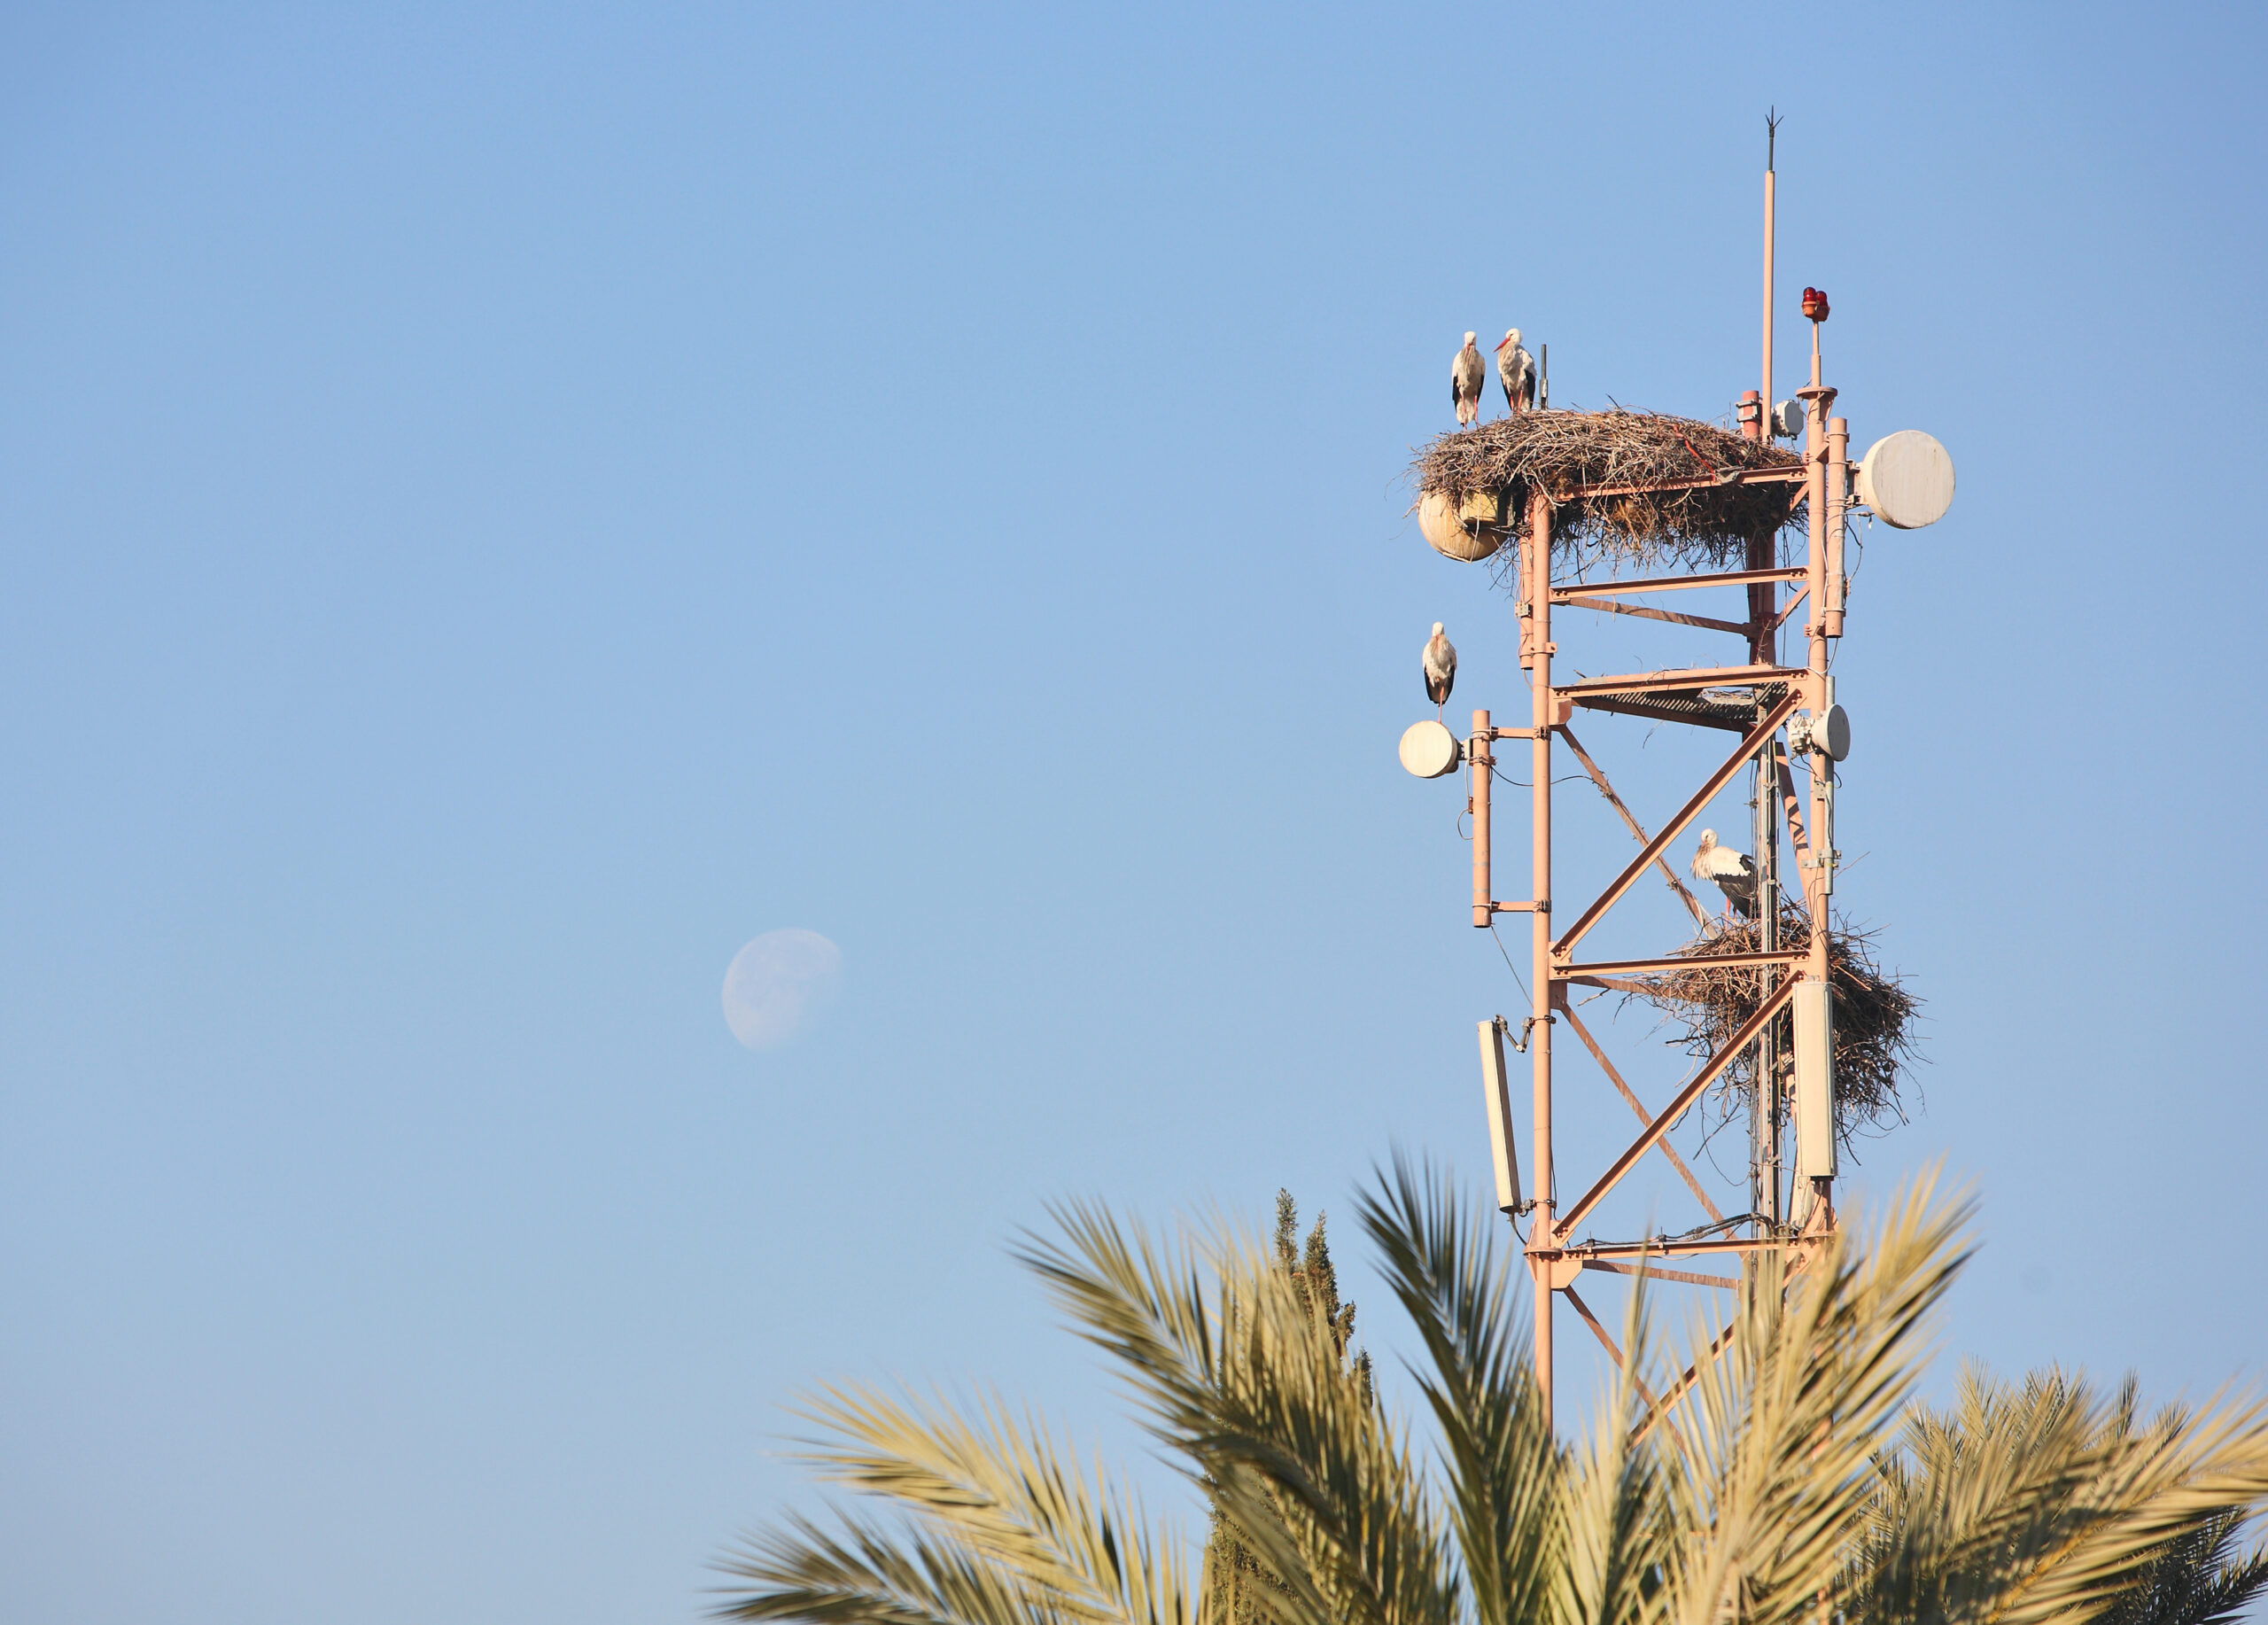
xmin=1526 ymin=490 xmax=1557 ymax=1429
xmin=1747 ymin=106 xmax=1786 ymax=1240
xmin=1749 ymin=543 xmax=1781 ymax=1230
xmin=1762 ymin=112 xmax=1779 ymax=423
xmin=1794 ymin=273 xmax=1837 ymax=1230
xmin=1472 ymin=710 xmax=1493 ymax=928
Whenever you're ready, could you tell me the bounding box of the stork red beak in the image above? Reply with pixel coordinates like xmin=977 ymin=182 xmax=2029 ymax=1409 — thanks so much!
xmin=1495 ymin=337 xmax=1512 ymax=351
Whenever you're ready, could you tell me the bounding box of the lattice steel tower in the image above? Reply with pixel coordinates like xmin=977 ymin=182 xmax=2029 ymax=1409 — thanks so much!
xmin=1403 ymin=136 xmax=1952 ymax=1427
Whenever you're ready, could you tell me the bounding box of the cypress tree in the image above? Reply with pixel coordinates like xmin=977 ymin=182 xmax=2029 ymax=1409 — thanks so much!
xmin=1200 ymin=1192 xmax=1371 ymax=1625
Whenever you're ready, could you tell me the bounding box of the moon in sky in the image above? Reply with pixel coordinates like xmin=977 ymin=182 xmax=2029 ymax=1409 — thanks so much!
xmin=721 ymin=929 xmax=843 ymax=1052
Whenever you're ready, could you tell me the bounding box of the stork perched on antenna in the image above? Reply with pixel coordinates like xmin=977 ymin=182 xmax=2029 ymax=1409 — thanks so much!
xmin=1452 ymin=333 xmax=1485 ymax=428
xmin=1422 ymin=623 xmax=1456 ymax=719
xmin=1690 ymin=828 xmax=1759 ymax=921
xmin=1495 ymin=329 xmax=1535 ymax=415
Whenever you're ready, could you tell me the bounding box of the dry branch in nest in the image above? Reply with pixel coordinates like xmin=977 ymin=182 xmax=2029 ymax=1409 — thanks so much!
xmin=1629 ymin=906 xmax=1922 ymax=1140
xmin=1410 ymin=409 xmax=1805 ymax=577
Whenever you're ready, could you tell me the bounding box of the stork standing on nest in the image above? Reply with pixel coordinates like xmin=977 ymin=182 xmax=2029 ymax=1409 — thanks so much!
xmin=1451 ymin=332 xmax=1485 ymax=428
xmin=1422 ymin=623 xmax=1456 ymax=719
xmin=1495 ymin=329 xmax=1535 ymax=415
xmin=1690 ymin=828 xmax=1759 ymax=921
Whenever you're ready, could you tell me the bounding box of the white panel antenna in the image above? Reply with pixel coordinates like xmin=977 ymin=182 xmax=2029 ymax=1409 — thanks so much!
xmin=1479 ymin=1017 xmax=1523 ymax=1214
xmin=1793 ymin=982 xmax=1837 ymax=1178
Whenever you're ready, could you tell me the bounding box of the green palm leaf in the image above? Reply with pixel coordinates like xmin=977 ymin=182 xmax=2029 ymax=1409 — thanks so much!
xmin=1355 ymin=1154 xmax=1563 ymax=1625
xmin=715 ymin=1161 xmax=2268 ymax=1625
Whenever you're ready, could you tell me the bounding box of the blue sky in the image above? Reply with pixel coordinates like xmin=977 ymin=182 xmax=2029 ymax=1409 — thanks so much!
xmin=4 ymin=4 xmax=2264 ymax=1621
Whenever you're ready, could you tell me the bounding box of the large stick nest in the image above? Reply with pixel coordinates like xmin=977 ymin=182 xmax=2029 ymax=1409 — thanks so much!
xmin=1628 ymin=906 xmax=1922 ymax=1139
xmin=1410 ymin=409 xmax=1804 ymax=573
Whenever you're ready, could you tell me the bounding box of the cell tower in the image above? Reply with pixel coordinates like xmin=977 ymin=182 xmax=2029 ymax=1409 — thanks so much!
xmin=1400 ymin=128 xmax=1952 ymax=1427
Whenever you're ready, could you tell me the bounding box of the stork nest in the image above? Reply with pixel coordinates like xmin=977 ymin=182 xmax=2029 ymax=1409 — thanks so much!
xmin=1629 ymin=906 xmax=1922 ymax=1139
xmin=1410 ymin=408 xmax=1805 ymax=574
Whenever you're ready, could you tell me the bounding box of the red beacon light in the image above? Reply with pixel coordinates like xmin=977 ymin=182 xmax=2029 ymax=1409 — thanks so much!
xmin=1801 ymin=285 xmax=1830 ymax=323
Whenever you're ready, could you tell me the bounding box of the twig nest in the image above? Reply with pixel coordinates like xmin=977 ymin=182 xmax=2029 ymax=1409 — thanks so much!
xmin=1410 ymin=409 xmax=1805 ymax=576
xmin=1629 ymin=907 xmax=1922 ymax=1140
xmin=1418 ymin=489 xmax=1505 ymax=563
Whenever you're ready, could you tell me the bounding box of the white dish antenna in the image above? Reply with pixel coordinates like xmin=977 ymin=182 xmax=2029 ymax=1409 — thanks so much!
xmin=1856 ymin=430 xmax=1955 ymax=529
xmin=1399 ymin=719 xmax=1463 ymax=779
xmin=1790 ymin=703 xmax=1851 ymax=761
xmin=1771 ymin=399 xmax=1803 ymax=439
xmin=1417 ymin=489 xmax=1505 ymax=563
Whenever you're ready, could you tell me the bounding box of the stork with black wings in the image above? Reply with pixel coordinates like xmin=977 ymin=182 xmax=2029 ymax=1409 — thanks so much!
xmin=1495 ymin=328 xmax=1535 ymax=414
xmin=1691 ymin=828 xmax=1759 ymax=921
xmin=1422 ymin=623 xmax=1456 ymax=721
xmin=1451 ymin=333 xmax=1485 ymax=428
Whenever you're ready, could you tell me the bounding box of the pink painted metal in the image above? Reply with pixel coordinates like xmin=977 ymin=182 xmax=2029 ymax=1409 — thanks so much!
xmin=1560 ymin=595 xmax=1753 ymax=635
xmin=1800 ymin=334 xmax=1837 ymax=1224
xmin=1557 ymin=663 xmax=1803 ymax=699
xmin=1563 ymin=1284 xmax=1662 ymax=1411
xmin=1554 ymin=976 xmax=1804 ymax=1239
xmin=1551 ymin=691 xmax=1804 ymax=957
xmin=1580 ymin=1259 xmax=1740 ymax=1291
xmin=1471 ymin=709 xmax=1492 ymax=929
xmin=1556 ymin=465 xmax=1806 ymax=501
xmin=1527 ymin=491 xmax=1556 ymax=1427
xmin=1560 ymin=999 xmax=1721 ymax=1220
xmin=1573 ymin=1236 xmax=1798 ymax=1260
xmin=1551 ymin=565 xmax=1806 ymax=601
xmin=1427 ymin=143 xmax=1854 ymax=1421
xmin=1775 ymin=750 xmax=1813 ymax=859
xmin=1556 ymin=727 xmax=1713 ymax=929
xmin=1563 ymin=948 xmax=1800 ymax=979
xmin=1826 ymin=416 xmax=1850 ymax=637
xmin=1763 ymin=157 xmax=1776 ymax=434
xmin=1629 ymin=1322 xmax=1742 ymax=1447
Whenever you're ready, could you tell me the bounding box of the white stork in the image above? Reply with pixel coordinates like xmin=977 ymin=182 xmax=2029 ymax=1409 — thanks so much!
xmin=1495 ymin=329 xmax=1535 ymax=415
xmin=1690 ymin=828 xmax=1759 ymax=921
xmin=1422 ymin=623 xmax=1456 ymax=719
xmin=1452 ymin=332 xmax=1485 ymax=428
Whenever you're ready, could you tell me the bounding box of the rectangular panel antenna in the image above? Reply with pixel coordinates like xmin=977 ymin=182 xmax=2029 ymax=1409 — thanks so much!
xmin=1479 ymin=1017 xmax=1522 ymax=1213
xmin=1794 ymin=982 xmax=1837 ymax=1178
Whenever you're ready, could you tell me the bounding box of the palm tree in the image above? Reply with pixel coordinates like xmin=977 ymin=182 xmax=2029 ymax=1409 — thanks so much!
xmin=716 ymin=1160 xmax=2268 ymax=1625
xmin=1851 ymin=1369 xmax=2268 ymax=1625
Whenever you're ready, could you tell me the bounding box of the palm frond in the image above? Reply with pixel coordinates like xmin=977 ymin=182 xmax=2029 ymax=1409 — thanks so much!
xmin=1657 ymin=1166 xmax=1976 ymax=1625
xmin=781 ymin=1384 xmax=1192 ymax=1625
xmin=1850 ymin=1366 xmax=2112 ymax=1625
xmin=1553 ymin=1278 xmax=1673 ymax=1625
xmin=1851 ymin=1366 xmax=2268 ymax=1625
xmin=2095 ymin=1510 xmax=2268 ymax=1625
xmin=1355 ymin=1154 xmax=1563 ymax=1625
xmin=1017 ymin=1201 xmax=1462 ymax=1625
xmin=718 ymin=1157 xmax=2268 ymax=1625
xmin=714 ymin=1510 xmax=1067 ymax=1625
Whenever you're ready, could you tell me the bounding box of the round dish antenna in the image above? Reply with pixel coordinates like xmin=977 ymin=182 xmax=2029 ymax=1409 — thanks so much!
xmin=1791 ymin=704 xmax=1851 ymax=761
xmin=1418 ymin=489 xmax=1506 ymax=563
xmin=1856 ymin=430 xmax=1955 ymax=529
xmin=1399 ymin=719 xmax=1464 ymax=779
